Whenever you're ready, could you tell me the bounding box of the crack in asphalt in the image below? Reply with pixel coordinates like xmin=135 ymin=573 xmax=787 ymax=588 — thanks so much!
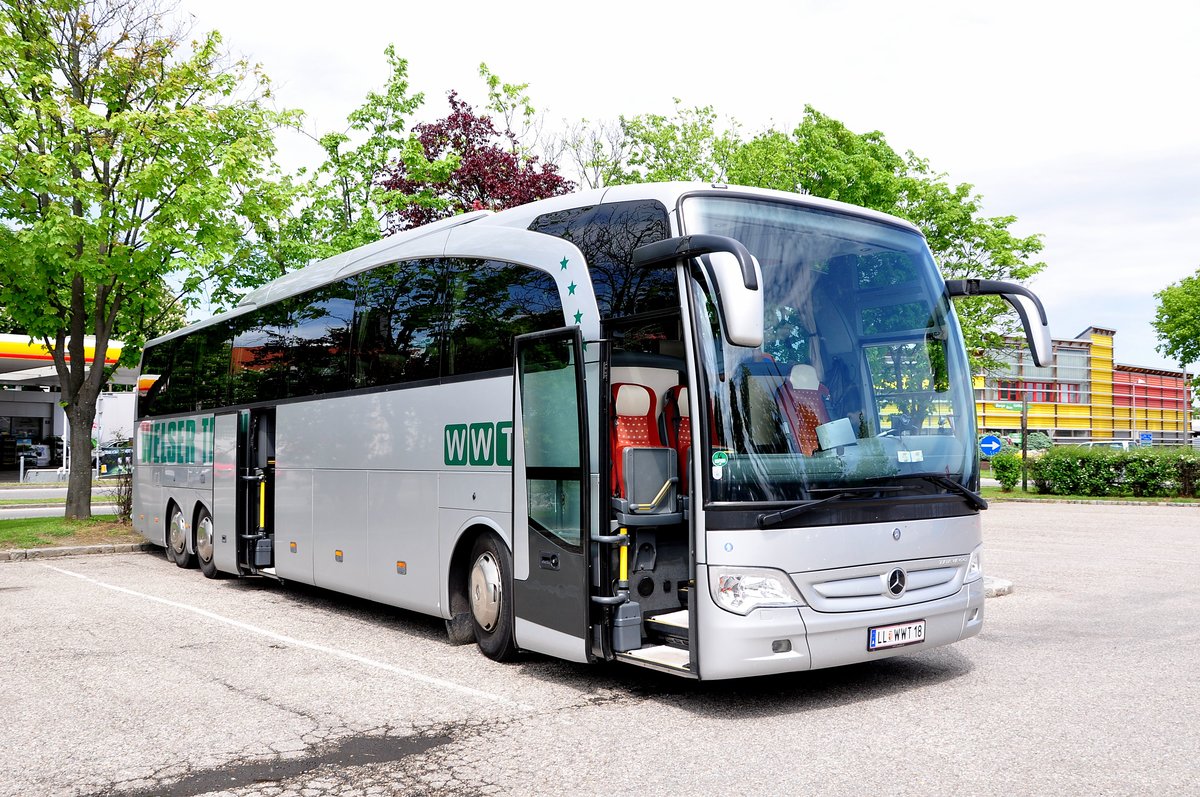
xmin=211 ymin=676 xmax=325 ymax=738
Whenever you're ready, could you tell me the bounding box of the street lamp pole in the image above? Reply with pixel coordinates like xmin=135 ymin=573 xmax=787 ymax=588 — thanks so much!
xmin=1133 ymin=377 xmax=1146 ymax=444
xmin=1184 ymin=365 xmax=1191 ymax=446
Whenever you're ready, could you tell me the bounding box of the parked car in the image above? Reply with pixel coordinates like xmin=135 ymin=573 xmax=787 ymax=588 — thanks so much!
xmin=1081 ymin=440 xmax=1139 ymax=451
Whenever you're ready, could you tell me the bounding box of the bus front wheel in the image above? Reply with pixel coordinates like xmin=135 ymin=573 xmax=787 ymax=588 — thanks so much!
xmin=468 ymin=535 xmax=518 ymax=662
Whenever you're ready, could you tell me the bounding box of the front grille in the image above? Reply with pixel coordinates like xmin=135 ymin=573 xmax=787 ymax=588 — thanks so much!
xmin=791 ymin=559 xmax=966 ymax=612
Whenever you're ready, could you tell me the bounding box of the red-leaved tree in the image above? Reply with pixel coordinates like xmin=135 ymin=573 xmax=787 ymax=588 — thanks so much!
xmin=381 ymin=92 xmax=573 ymax=230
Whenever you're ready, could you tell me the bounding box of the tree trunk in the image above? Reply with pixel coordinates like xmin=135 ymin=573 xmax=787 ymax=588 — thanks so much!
xmin=64 ymin=394 xmax=98 ymax=519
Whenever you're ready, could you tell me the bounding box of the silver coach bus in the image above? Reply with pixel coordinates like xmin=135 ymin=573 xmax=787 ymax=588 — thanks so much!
xmin=133 ymin=182 xmax=1050 ymax=679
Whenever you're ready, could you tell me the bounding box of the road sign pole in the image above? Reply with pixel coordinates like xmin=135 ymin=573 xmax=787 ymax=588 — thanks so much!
xmin=1021 ymin=392 xmax=1029 ymax=492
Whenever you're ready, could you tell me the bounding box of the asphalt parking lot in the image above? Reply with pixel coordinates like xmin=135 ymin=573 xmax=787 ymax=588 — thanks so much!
xmin=1 ymin=501 xmax=1197 ymax=796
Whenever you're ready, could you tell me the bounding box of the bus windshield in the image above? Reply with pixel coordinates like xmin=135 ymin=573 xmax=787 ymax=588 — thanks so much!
xmin=682 ymin=195 xmax=978 ymax=504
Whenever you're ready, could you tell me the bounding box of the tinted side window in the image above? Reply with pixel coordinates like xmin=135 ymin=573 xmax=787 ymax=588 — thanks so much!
xmin=445 ymin=259 xmax=562 ymax=376
xmin=139 ymin=325 xmax=234 ymax=416
xmin=288 ymin=282 xmax=355 ymax=397
xmin=194 ymin=323 xmax=233 ymax=410
xmin=353 ymin=259 xmax=445 ymax=388
xmin=529 ymin=199 xmax=674 ymax=319
xmin=138 ymin=340 xmax=176 ymax=418
xmin=230 ymin=303 xmax=293 ymax=404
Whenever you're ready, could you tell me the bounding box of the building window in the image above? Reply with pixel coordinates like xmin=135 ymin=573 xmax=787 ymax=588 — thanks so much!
xmin=997 ymin=379 xmax=1021 ymax=401
xmin=1026 ymin=382 xmax=1057 ymax=403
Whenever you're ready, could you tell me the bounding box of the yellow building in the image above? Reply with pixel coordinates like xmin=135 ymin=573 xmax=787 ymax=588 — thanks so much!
xmin=974 ymin=327 xmax=1194 ymax=445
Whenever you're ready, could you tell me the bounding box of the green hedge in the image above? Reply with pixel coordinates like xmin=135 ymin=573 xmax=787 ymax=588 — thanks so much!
xmin=989 ymin=451 xmax=1022 ymax=491
xmin=1028 ymin=446 xmax=1200 ymax=498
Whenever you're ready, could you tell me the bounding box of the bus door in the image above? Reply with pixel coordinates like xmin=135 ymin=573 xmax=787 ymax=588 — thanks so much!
xmin=511 ymin=328 xmax=592 ymax=663
xmin=237 ymin=407 xmax=276 ymax=573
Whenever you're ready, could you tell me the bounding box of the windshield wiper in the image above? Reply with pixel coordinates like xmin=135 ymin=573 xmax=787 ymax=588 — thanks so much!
xmin=916 ymin=474 xmax=988 ymax=510
xmin=757 ymin=486 xmax=903 ymax=529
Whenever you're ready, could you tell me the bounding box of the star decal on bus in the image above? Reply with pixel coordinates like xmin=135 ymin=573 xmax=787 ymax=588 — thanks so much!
xmin=560 ymin=257 xmax=569 ymax=271
xmin=574 ymin=309 xmax=583 ymax=324
xmin=567 ymin=282 xmax=577 ymax=295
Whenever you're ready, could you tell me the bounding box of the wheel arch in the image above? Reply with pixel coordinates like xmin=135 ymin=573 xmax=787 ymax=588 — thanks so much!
xmin=447 ymin=517 xmax=510 ymax=626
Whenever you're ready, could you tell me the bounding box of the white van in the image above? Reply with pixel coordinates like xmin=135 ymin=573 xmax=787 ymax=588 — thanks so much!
xmin=1081 ymin=440 xmax=1139 ymax=451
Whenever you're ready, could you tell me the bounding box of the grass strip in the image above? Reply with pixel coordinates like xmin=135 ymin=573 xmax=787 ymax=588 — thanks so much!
xmin=0 ymin=515 xmax=142 ymax=551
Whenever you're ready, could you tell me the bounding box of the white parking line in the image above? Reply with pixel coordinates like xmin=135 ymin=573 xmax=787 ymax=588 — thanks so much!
xmin=42 ymin=563 xmax=532 ymax=711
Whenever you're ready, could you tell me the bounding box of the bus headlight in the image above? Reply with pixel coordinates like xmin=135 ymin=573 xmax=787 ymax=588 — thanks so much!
xmin=965 ymin=544 xmax=983 ymax=583
xmin=710 ymin=567 xmax=806 ymax=615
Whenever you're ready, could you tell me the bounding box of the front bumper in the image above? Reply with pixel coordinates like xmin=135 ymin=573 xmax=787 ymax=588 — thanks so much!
xmin=695 ymin=566 xmax=985 ymax=680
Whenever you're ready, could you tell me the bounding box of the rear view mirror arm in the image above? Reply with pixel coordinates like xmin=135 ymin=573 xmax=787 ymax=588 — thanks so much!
xmin=945 ymin=278 xmax=1048 ymax=325
xmin=633 ymin=234 xmax=759 ymax=291
xmin=945 ymin=278 xmax=1053 ymax=368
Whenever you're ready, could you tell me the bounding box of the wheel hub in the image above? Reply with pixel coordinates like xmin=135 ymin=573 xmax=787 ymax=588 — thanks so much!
xmin=196 ymin=515 xmax=214 ymax=563
xmin=469 ymin=552 xmax=502 ymax=631
xmin=168 ymin=512 xmax=187 ymax=557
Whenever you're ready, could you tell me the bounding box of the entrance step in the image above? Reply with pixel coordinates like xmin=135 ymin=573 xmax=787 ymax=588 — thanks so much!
xmin=623 ymin=644 xmax=691 ymax=670
xmin=645 ymin=609 xmax=689 ymax=643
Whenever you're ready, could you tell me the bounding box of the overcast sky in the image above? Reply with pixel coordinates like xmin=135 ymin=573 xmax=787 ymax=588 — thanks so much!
xmin=187 ymin=0 xmax=1200 ymax=372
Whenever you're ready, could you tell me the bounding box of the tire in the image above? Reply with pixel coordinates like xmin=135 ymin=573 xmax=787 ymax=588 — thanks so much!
xmin=167 ymin=505 xmax=196 ymax=569
xmin=196 ymin=507 xmax=219 ymax=579
xmin=468 ymin=534 xmax=518 ymax=662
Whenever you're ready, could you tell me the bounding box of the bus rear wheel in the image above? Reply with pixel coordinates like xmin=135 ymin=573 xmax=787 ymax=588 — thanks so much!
xmin=468 ymin=535 xmax=518 ymax=662
xmin=167 ymin=506 xmax=195 ymax=569
xmin=196 ymin=508 xmax=219 ymax=579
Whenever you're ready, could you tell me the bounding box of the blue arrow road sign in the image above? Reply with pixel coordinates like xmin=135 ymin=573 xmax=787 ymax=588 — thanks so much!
xmin=979 ymin=435 xmax=1003 ymax=456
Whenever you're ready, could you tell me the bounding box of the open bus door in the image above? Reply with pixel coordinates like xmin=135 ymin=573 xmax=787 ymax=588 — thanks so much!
xmin=511 ymin=328 xmax=592 ymax=663
xmin=236 ymin=408 xmax=275 ymax=573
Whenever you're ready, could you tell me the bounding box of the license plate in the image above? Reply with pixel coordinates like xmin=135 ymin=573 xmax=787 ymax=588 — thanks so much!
xmin=868 ymin=620 xmax=926 ymax=651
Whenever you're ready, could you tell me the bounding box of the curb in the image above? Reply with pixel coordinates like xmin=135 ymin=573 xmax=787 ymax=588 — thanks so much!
xmin=984 ymin=576 xmax=1014 ymax=598
xmin=1 ymin=542 xmax=153 ymax=562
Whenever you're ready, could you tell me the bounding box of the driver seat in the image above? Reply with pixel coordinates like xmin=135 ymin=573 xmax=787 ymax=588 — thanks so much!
xmin=785 ymin=364 xmax=831 ymax=455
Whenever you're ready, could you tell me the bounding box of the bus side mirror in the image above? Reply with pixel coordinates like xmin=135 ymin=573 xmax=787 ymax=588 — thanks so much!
xmin=633 ymin=234 xmax=764 ymax=349
xmin=946 ymin=278 xmax=1053 ymax=367
xmin=703 ymin=251 xmax=764 ymax=348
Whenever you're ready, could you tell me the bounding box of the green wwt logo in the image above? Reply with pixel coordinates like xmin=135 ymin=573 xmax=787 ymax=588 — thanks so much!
xmin=444 ymin=422 xmax=514 ymax=466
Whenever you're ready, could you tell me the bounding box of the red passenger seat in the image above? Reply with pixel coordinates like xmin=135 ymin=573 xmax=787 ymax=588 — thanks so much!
xmin=611 ymin=383 xmax=661 ymax=497
xmin=785 ymin=364 xmax=831 ymax=455
xmin=662 ymin=385 xmax=692 ymax=491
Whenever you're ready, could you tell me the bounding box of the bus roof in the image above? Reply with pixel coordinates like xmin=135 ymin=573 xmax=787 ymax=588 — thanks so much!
xmin=146 ymin=182 xmax=922 ymax=348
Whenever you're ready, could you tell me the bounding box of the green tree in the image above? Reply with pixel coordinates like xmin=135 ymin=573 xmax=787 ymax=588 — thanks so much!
xmin=897 ymin=154 xmax=1045 ymax=369
xmin=728 ymin=108 xmax=905 ymax=209
xmin=286 ymin=46 xmax=439 ymax=257
xmin=260 ymin=45 xmax=461 ymax=279
xmin=0 ymin=0 xmax=296 ymax=517
xmin=1153 ymin=270 xmax=1200 ymax=385
xmin=608 ymin=100 xmax=741 ymax=185
xmin=478 ymin=62 xmax=536 ymax=153
xmin=602 ymin=104 xmax=1046 ymax=373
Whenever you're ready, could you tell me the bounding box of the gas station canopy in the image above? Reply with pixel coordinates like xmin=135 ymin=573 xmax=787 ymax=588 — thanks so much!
xmin=0 ymin=334 xmax=135 ymax=387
